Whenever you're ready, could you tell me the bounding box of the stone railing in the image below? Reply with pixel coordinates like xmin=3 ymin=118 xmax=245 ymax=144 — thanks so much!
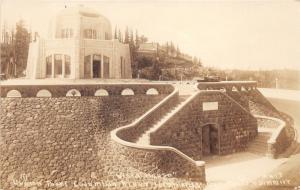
xmin=0 ymin=83 xmax=174 ymax=97
xmin=110 ymin=89 xmax=206 ymax=183
xmin=198 ymin=81 xmax=257 ymax=91
xmin=254 ymin=115 xmax=287 ymax=158
xmin=116 ymin=90 xmax=179 ymax=142
xmin=149 ymin=91 xmax=201 ymax=137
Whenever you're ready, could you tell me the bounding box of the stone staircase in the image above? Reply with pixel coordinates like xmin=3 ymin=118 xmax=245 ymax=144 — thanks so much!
xmin=136 ymin=96 xmax=189 ymax=145
xmin=247 ymin=132 xmax=271 ymax=155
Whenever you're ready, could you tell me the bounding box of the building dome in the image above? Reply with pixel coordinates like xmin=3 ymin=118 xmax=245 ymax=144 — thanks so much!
xmin=51 ymin=5 xmax=112 ymax=40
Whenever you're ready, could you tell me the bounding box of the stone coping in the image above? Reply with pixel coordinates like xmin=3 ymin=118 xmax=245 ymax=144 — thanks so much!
xmin=0 ymin=83 xmax=174 ymax=97
xmin=197 ymin=81 xmax=257 ymax=90
xmin=110 ymin=89 xmax=205 ymax=167
xmin=198 ymin=81 xmax=257 ymax=84
xmin=254 ymin=115 xmax=286 ymax=144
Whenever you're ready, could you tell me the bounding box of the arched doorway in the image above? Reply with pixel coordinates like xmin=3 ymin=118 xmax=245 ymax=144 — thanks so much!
xmin=202 ymin=124 xmax=219 ymax=156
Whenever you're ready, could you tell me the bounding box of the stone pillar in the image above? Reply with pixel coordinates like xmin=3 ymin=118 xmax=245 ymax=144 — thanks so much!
xmin=90 ymin=54 xmax=93 ymax=78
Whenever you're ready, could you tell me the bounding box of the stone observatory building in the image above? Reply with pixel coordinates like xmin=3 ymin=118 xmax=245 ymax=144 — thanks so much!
xmin=26 ymin=6 xmax=132 ymax=79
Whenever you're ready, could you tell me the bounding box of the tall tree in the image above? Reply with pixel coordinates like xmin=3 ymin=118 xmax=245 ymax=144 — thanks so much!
xmin=124 ymin=26 xmax=129 ymax=44
xmin=170 ymin=41 xmax=175 ymax=55
xmin=135 ymin=29 xmax=140 ymax=47
xmin=176 ymin=45 xmax=180 ymax=57
xmin=130 ymin=29 xmax=134 ymax=47
xmin=118 ymin=29 xmax=122 ymax=42
xmin=15 ymin=20 xmax=30 ymax=76
xmin=114 ymin=26 xmax=117 ymax=39
xmin=166 ymin=42 xmax=169 ymax=52
xmin=140 ymin=35 xmax=148 ymax=43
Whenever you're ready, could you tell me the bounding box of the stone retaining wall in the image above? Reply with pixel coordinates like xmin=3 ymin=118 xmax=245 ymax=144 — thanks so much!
xmin=150 ymin=91 xmax=258 ymax=160
xmin=256 ymin=115 xmax=291 ymax=158
xmin=111 ymin=141 xmax=206 ymax=183
xmin=0 ymin=95 xmax=166 ymax=189
xmin=111 ymin=90 xmax=206 ymax=183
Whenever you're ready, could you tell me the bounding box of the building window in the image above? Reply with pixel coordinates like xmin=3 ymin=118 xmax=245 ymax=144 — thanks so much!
xmin=105 ymin=32 xmax=109 ymax=40
xmin=54 ymin=54 xmax=62 ymax=76
xmin=61 ymin=28 xmax=73 ymax=38
xmin=84 ymin=55 xmax=91 ymax=77
xmin=46 ymin=55 xmax=52 ymax=76
xmin=65 ymin=55 xmax=71 ymax=75
xmin=103 ymin=56 xmax=109 ymax=78
xmin=84 ymin=29 xmax=97 ymax=39
xmin=61 ymin=29 xmax=65 ymax=38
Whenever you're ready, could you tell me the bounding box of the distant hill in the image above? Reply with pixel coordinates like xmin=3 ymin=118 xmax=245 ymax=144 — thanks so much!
xmin=132 ymin=42 xmax=202 ymax=80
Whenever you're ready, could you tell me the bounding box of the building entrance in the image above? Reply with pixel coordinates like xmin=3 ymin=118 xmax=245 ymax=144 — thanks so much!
xmin=202 ymin=124 xmax=219 ymax=156
xmin=93 ymin=60 xmax=101 ymax=78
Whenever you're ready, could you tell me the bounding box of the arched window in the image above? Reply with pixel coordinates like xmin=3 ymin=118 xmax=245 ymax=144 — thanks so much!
xmin=36 ymin=89 xmax=52 ymax=97
xmin=121 ymin=88 xmax=134 ymax=96
xmin=146 ymin=88 xmax=159 ymax=95
xmin=7 ymin=90 xmax=21 ymax=97
xmin=95 ymin=89 xmax=109 ymax=96
xmin=66 ymin=89 xmax=81 ymax=97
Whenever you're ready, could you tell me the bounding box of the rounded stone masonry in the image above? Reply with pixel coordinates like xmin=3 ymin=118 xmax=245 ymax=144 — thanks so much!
xmin=0 ymin=90 xmax=170 ymax=189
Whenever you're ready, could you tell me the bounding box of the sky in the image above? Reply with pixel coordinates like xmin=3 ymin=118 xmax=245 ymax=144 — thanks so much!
xmin=1 ymin=0 xmax=300 ymax=70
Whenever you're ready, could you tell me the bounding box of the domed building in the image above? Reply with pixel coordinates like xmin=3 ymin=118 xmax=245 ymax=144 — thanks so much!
xmin=26 ymin=6 xmax=132 ymax=79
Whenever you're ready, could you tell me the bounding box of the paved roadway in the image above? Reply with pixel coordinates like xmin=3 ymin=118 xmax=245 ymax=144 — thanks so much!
xmin=249 ymin=88 xmax=300 ymax=190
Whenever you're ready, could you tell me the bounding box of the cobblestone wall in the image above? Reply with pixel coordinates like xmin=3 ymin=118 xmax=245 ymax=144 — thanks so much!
xmin=112 ymin=142 xmax=206 ymax=183
xmin=0 ymin=95 xmax=166 ymax=189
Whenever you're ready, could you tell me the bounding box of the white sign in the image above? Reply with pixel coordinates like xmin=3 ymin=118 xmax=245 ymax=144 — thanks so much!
xmin=203 ymin=102 xmax=218 ymax=111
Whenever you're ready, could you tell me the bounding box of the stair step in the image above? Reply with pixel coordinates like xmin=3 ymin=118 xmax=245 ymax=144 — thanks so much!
xmin=136 ymin=96 xmax=188 ymax=145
